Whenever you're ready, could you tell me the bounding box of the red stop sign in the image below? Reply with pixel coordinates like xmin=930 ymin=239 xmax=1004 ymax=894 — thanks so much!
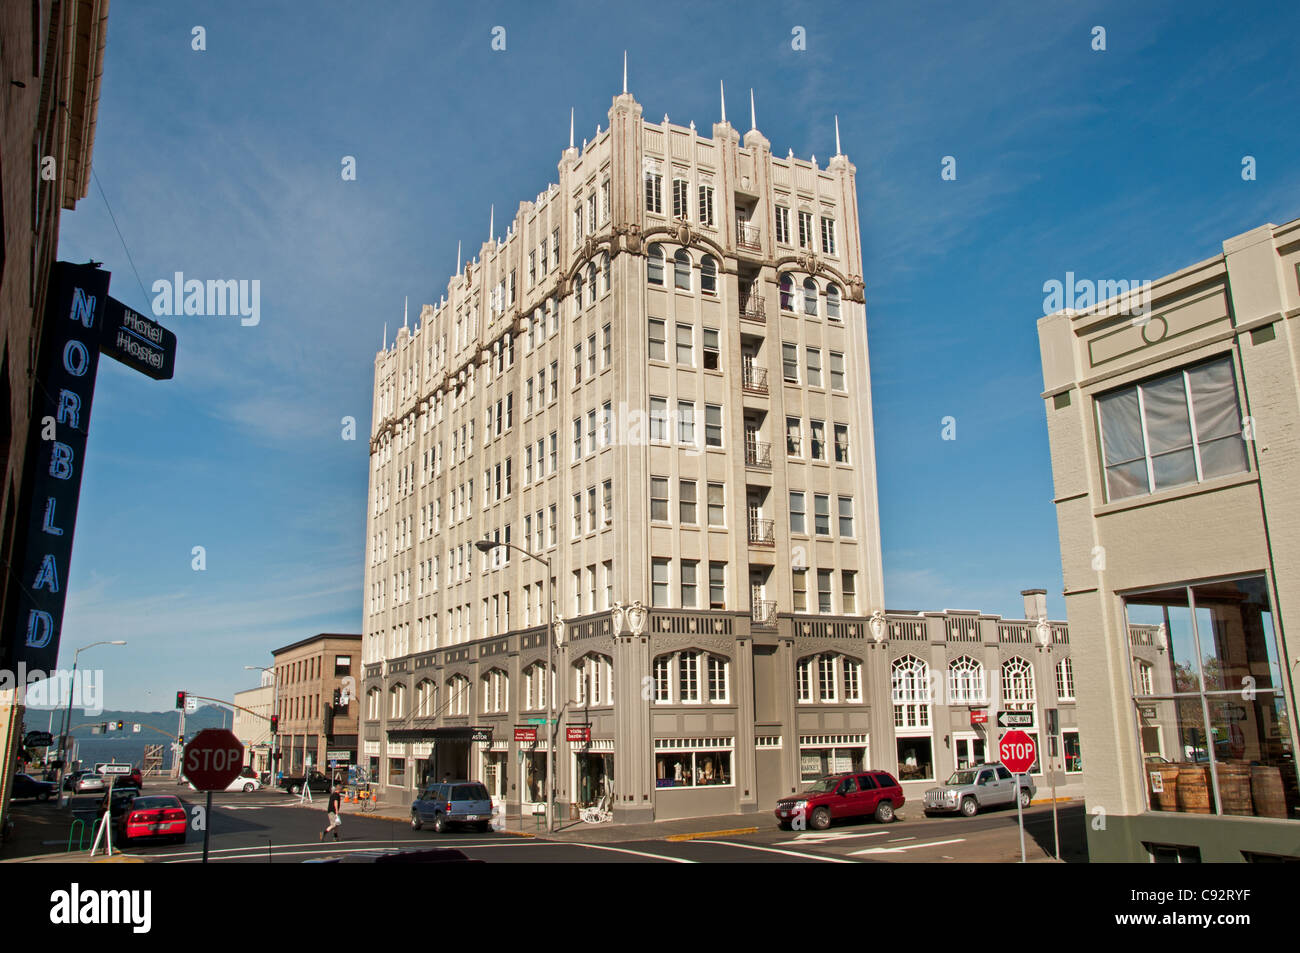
xmin=183 ymin=728 xmax=245 ymax=791
xmin=999 ymin=729 xmax=1037 ymax=774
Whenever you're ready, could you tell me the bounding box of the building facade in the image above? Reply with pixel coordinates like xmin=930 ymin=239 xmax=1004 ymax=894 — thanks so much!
xmin=270 ymin=634 xmax=361 ymax=778
xmin=361 ymin=87 xmax=1085 ymax=821
xmin=233 ymin=670 xmax=275 ymax=775
xmin=1038 ymin=218 xmax=1300 ymax=861
xmin=0 ymin=0 xmax=109 ymax=836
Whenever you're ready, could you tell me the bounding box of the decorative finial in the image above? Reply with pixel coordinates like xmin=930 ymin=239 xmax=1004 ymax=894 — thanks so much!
xmin=403 ymin=295 xmax=408 ymax=330
xmin=569 ymin=107 xmax=574 ymax=150
xmin=623 ymin=50 xmax=627 ymax=94
xmin=489 ymin=204 xmax=494 ymax=244
xmin=835 ymin=115 xmax=842 ymax=157
xmin=720 ymin=81 xmax=727 ymax=124
xmin=689 ymin=120 xmax=695 ymax=131
xmin=749 ymin=88 xmax=756 ymax=131
xmin=382 ymin=321 xmax=387 ymax=350
xmin=457 ymin=240 xmax=462 ymax=275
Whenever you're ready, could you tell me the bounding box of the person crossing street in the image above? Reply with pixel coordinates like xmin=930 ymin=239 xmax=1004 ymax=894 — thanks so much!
xmin=320 ymin=784 xmax=343 ymax=841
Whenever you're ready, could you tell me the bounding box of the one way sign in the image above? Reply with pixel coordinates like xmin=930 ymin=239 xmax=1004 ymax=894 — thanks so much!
xmin=997 ymin=711 xmax=1035 ymax=728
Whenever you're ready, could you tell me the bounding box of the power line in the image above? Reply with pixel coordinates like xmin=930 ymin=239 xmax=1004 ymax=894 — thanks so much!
xmin=90 ymin=166 xmax=152 ymax=310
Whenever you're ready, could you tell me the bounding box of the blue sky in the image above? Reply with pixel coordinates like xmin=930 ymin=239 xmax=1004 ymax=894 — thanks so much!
xmin=53 ymin=1 xmax=1300 ymax=711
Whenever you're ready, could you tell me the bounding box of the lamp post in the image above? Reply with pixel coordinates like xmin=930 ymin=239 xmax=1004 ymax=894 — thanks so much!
xmin=57 ymin=641 xmax=126 ymax=793
xmin=245 ymin=665 xmax=279 ymax=779
xmin=476 ymin=538 xmax=555 ymax=832
xmin=1035 ymin=618 xmax=1060 ymax=861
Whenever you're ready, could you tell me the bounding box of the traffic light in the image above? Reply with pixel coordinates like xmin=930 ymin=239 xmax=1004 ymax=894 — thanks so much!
xmin=332 ymin=689 xmax=341 ymax=708
xmin=116 ymin=721 xmax=124 ymax=731
xmin=176 ymin=691 xmax=186 ymax=710
xmin=270 ymin=715 xmax=279 ymax=734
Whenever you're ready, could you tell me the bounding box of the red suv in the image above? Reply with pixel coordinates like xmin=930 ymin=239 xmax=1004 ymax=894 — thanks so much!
xmin=775 ymin=771 xmax=904 ymax=830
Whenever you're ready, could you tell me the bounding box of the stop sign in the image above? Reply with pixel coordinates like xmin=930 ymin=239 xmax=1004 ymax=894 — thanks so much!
xmin=183 ymin=728 xmax=245 ymax=791
xmin=999 ymin=729 xmax=1036 ymax=774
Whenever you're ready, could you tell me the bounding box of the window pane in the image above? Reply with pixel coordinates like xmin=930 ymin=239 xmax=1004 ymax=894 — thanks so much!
xmin=1191 ymin=577 xmax=1282 ymax=693
xmin=1187 ymin=357 xmax=1242 ymax=442
xmin=1126 ymin=589 xmax=1199 ymax=693
xmin=1098 ymin=388 xmax=1146 ymax=469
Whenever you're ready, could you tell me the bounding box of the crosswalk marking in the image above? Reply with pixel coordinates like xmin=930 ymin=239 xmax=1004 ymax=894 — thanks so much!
xmin=852 ymin=838 xmax=964 ymax=855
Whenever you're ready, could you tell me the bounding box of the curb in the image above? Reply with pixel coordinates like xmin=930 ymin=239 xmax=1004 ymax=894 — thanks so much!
xmin=1029 ymin=796 xmax=1076 ymax=806
xmin=664 ymin=827 xmax=759 ymax=842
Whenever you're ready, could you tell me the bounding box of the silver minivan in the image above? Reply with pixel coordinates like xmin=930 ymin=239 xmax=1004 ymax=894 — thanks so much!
xmin=923 ymin=763 xmax=1035 ymax=816
xmin=411 ymin=781 xmax=493 ymax=833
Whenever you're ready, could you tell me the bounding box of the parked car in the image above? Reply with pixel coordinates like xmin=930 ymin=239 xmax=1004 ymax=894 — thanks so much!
xmin=114 ymin=794 xmax=187 ymax=845
xmin=774 ymin=771 xmax=905 ymax=830
xmin=277 ymin=770 xmax=333 ymax=795
xmin=11 ymin=773 xmax=55 ymax=801
xmin=188 ymin=775 xmax=262 ymax=793
xmin=125 ymin=767 xmax=143 ymax=789
xmin=923 ymin=763 xmax=1036 ymax=817
xmin=411 ymin=781 xmax=493 ymax=833
xmin=73 ymin=773 xmax=106 ymax=794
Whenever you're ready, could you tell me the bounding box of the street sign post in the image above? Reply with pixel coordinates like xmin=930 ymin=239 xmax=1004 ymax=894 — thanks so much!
xmin=999 ymin=729 xmax=1036 ymax=863
xmin=182 ymin=728 xmax=245 ymax=864
xmin=996 ymin=711 xmax=1034 ymax=728
xmin=96 ymin=763 xmax=131 ymax=776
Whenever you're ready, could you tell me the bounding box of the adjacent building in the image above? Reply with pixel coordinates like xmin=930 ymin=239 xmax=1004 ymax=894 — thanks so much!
xmin=271 ymin=633 xmax=361 ymax=777
xmin=233 ymin=669 xmax=275 ymax=776
xmin=1038 ymin=218 xmax=1300 ymax=861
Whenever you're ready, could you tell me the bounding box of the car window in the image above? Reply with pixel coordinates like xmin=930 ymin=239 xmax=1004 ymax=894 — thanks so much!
xmin=996 ymin=766 xmax=1013 ymax=780
xmin=132 ymin=797 xmax=180 ymax=810
xmin=874 ymin=773 xmax=897 ymax=789
xmin=837 ymin=777 xmax=858 ymax=795
xmin=978 ymin=770 xmax=993 ymax=785
xmin=453 ymin=784 xmax=489 ymax=800
xmin=856 ymin=774 xmax=877 ymax=790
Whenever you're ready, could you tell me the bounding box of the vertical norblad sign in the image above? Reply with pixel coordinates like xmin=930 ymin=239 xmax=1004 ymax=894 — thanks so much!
xmin=6 ymin=262 xmax=112 ymax=674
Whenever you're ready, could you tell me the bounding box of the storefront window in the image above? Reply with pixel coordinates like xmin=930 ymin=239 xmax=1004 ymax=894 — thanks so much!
xmin=654 ymin=749 xmax=732 ymax=787
xmin=575 ymin=752 xmax=614 ymax=806
xmin=388 ymin=757 xmax=406 ymax=788
xmin=523 ymin=751 xmax=547 ymax=803
xmin=896 ymin=737 xmax=933 ymax=781
xmin=1063 ymin=731 xmax=1083 ymax=773
xmin=799 ymin=747 xmax=864 ymax=781
xmin=953 ymin=735 xmax=985 ymax=771
xmin=1127 ymin=576 xmax=1297 ymax=819
xmin=483 ymin=752 xmax=507 ymax=800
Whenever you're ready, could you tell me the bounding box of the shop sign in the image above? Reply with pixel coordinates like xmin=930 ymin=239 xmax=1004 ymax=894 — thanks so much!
xmin=514 ymin=727 xmax=537 ymax=743
xmin=1139 ymin=705 xmax=1158 ymax=721
xmin=471 ymin=727 xmax=492 ymax=743
xmin=326 ymin=750 xmax=351 ymax=761
xmin=799 ymin=754 xmax=822 ymax=776
xmin=566 ymin=726 xmax=590 ymax=743
xmin=970 ymin=710 xmax=989 ymax=725
xmin=100 ymin=296 xmax=177 ymax=380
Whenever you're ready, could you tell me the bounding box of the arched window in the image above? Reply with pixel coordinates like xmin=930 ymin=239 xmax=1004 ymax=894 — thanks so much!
xmin=574 ymin=654 xmax=614 ymax=706
xmin=601 ymin=251 xmax=611 ymax=293
xmin=891 ymin=655 xmax=931 ymax=728
xmin=481 ymin=668 xmax=509 ymax=713
xmin=652 ymin=650 xmax=728 ymax=704
xmin=779 ymin=273 xmax=795 ymax=311
xmin=1056 ymin=657 xmax=1075 ymax=701
xmin=1001 ymin=657 xmax=1036 ymax=710
xmin=647 ymin=243 xmax=665 ymax=286
xmin=700 ymin=255 xmax=717 ymax=296
xmin=367 ymin=688 xmax=381 ymax=720
xmin=389 ymin=683 xmax=405 ymax=719
xmin=572 ymin=269 xmax=584 ymax=311
xmin=803 ymin=277 xmax=819 ymax=316
xmin=447 ymin=675 xmax=471 ymax=716
xmin=948 ymin=656 xmax=985 ymax=704
xmin=585 ymin=262 xmax=597 ymax=307
xmin=826 ymin=283 xmax=842 ymax=321
xmin=673 ymin=249 xmax=692 ymax=290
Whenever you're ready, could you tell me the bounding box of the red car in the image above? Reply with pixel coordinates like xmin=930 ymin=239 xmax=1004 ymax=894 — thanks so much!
xmin=775 ymin=771 xmax=905 ymax=830
xmin=115 ymin=794 xmax=187 ymax=845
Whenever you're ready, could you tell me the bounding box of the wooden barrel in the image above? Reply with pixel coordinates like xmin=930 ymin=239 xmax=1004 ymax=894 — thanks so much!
xmin=1151 ymin=764 xmax=1180 ymax=811
xmin=1177 ymin=764 xmax=1212 ymax=814
xmin=1217 ymin=763 xmax=1253 ymax=816
xmin=1251 ymin=765 xmax=1288 ymax=819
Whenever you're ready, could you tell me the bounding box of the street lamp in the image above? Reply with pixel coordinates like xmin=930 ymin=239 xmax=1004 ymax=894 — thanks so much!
xmin=246 ymin=665 xmax=279 ymax=779
xmin=58 ymin=640 xmax=126 ymax=792
xmin=476 ymin=537 xmax=555 ymax=832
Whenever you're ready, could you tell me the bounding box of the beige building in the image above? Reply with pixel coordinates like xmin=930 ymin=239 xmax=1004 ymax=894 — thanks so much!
xmin=233 ymin=670 xmax=275 ymax=775
xmin=271 ymin=633 xmax=361 ymax=777
xmin=1038 ymin=218 xmax=1300 ymax=861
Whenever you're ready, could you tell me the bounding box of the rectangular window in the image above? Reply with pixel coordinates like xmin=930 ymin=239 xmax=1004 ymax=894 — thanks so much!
xmin=601 ymin=179 xmax=610 ymax=223
xmin=587 ymin=333 xmax=597 ymax=377
xmin=676 ymin=323 xmax=693 ymax=365
xmin=650 ymin=397 xmax=669 ymax=442
xmin=814 ymin=494 xmax=831 ymax=536
xmin=810 ymin=420 xmax=826 ymax=460
xmin=841 ymin=571 xmax=857 ymax=614
xmin=792 ymin=569 xmax=808 ymax=612
xmin=789 ymin=492 xmax=807 ymax=534
xmin=587 ymin=409 xmax=597 ymax=455
xmin=1062 ymin=731 xmax=1082 ymax=773
xmin=650 ymin=476 xmax=669 ymax=522
xmin=817 ymin=569 xmax=833 ymax=613
xmin=834 ymin=424 xmax=850 ymax=464
xmin=549 ymin=361 xmax=558 ymax=402
xmin=602 ymin=324 xmax=611 ymax=367
xmin=782 ymin=344 xmax=799 ymax=383
xmin=698 ymin=183 xmax=715 ymax=226
xmin=677 ymin=401 xmax=696 ymax=444
xmin=775 ymin=206 xmax=791 ymax=244
xmin=648 ymin=318 xmax=666 ymax=361
xmin=645 ymin=171 xmax=662 ymax=213
xmin=672 ymin=178 xmax=689 ymax=218
xmin=652 ymin=558 xmax=671 ymax=607
xmin=680 ymin=560 xmax=699 ymax=608
xmin=837 ymin=496 xmax=854 ymax=537
xmin=573 ymin=417 xmax=582 ymax=461
xmin=708 ymin=562 xmax=726 ymax=610
xmin=573 ymin=344 xmax=582 ymax=386
xmin=830 ymin=351 xmax=846 ymax=391
xmin=601 ymin=401 xmax=612 ymax=447
xmin=587 ymin=193 xmax=597 ymax=233
xmin=679 ymin=480 xmax=698 ymax=524
xmin=679 ymin=653 xmax=700 ymax=703
xmin=821 ymin=216 xmax=836 ymax=255
xmin=798 ymin=210 xmax=814 ymax=248
xmin=587 ymin=487 xmax=597 ymax=533
xmin=707 ymin=483 xmax=725 ymax=527
xmin=705 ymin=404 xmax=723 ymax=448
xmin=548 ymin=504 xmax=557 ymax=547
xmin=572 ymin=493 xmax=582 ymax=537
xmin=602 ymin=479 xmax=613 ymax=526
xmin=786 ymin=416 xmax=802 ymax=457
xmin=806 ymin=347 xmax=822 ymax=387
xmin=702 ymin=328 xmax=720 ymax=370
xmin=1097 ymin=355 xmax=1247 ymax=501
xmin=603 ymin=560 xmax=613 ymax=608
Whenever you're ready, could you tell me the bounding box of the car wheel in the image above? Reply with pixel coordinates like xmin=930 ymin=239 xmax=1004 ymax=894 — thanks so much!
xmin=1018 ymin=789 xmax=1031 ymax=809
xmin=289 ymin=784 xmax=301 ymax=795
xmin=37 ymin=791 xmax=50 ymax=802
xmin=874 ymin=801 xmax=895 ymax=823
xmin=810 ymin=806 xmax=831 ymax=831
xmin=960 ymin=797 xmax=978 ymax=817
xmin=777 ymin=820 xmax=792 ymax=831
xmin=476 ymin=821 xmax=491 ymax=833
xmin=411 ymin=813 xmax=423 ymax=831
xmin=432 ymin=813 xmax=447 ymax=834
xmin=242 ymin=782 xmax=255 ymax=793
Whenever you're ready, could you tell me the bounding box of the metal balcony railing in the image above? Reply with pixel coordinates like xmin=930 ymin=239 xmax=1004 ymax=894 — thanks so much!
xmin=742 ymin=364 xmax=769 ymax=395
xmin=752 ymin=601 xmax=778 ymax=627
xmin=737 ymin=221 xmax=762 ymax=252
xmin=744 ymin=438 xmax=772 ymax=470
xmin=739 ymin=292 xmax=765 ymax=322
xmin=748 ymin=517 xmax=775 ymax=546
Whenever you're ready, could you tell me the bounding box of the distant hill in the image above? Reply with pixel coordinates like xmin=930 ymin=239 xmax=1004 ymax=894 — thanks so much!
xmin=28 ymin=704 xmax=232 ymax=744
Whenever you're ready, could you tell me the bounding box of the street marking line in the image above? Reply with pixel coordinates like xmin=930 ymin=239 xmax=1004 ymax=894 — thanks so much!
xmin=886 ymin=836 xmax=916 ymax=842
xmin=774 ymin=830 xmax=893 ymax=845
xmin=852 ymin=838 xmax=964 ymax=855
xmin=690 ymin=840 xmax=855 ymax=863
xmin=569 ymin=843 xmax=697 ymax=863
xmin=665 ymin=827 xmax=758 ymax=842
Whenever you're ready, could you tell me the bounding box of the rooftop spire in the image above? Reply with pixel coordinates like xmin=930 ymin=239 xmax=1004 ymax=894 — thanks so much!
xmin=720 ymin=80 xmax=726 ymax=124
xmin=569 ymin=107 xmax=574 ymax=149
xmin=457 ymin=240 xmax=462 ymax=275
xmin=835 ymin=115 xmax=842 ymax=157
xmin=382 ymin=321 xmax=387 ymax=350
xmin=403 ymin=295 xmax=408 ymax=330
xmin=622 ymin=50 xmax=627 ymax=94
xmin=749 ymin=88 xmax=756 ymax=131
xmin=489 ymin=204 xmax=494 ymax=244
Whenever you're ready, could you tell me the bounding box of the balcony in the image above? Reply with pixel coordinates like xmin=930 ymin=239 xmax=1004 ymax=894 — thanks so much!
xmin=739 ymin=292 xmax=765 ymax=323
xmin=748 ymin=517 xmax=775 ymax=546
xmin=742 ymin=364 xmax=769 ymax=395
xmin=752 ymin=601 xmax=778 ymax=627
xmin=736 ymin=221 xmax=762 ymax=253
xmin=744 ymin=438 xmax=771 ymax=470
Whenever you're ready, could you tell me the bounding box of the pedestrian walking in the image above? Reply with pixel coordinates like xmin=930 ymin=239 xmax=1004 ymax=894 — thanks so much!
xmin=320 ymin=784 xmax=343 ymax=841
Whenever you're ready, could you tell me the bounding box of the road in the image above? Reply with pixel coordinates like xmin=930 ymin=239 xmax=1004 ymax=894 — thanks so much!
xmin=75 ymin=788 xmax=1084 ymax=863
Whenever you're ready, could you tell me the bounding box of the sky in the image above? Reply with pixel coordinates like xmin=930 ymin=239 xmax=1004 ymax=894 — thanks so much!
xmin=51 ymin=1 xmax=1300 ymax=711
